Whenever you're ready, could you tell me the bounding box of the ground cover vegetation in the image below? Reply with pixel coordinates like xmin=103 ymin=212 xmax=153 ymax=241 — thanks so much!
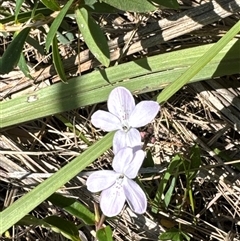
xmin=0 ymin=0 xmax=240 ymax=240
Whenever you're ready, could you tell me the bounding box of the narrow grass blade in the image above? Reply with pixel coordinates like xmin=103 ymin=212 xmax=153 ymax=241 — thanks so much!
xmin=45 ymin=0 xmax=74 ymax=52
xmin=1 ymin=39 xmax=239 ymax=128
xmin=52 ymin=35 xmax=67 ymax=83
xmin=15 ymin=0 xmax=25 ymax=22
xmin=157 ymin=20 xmax=240 ymax=104
xmin=0 ymin=132 xmax=114 ymax=234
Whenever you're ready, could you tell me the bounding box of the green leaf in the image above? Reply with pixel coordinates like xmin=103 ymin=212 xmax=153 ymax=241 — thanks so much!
xmin=26 ymin=35 xmax=45 ymax=56
xmin=142 ymin=150 xmax=154 ymax=168
xmin=1 ymin=39 xmax=240 ymax=128
xmin=19 ymin=215 xmax=48 ymax=226
xmin=48 ymin=193 xmax=95 ymax=225
xmin=101 ymin=0 xmax=156 ymax=12
xmin=159 ymin=228 xmax=190 ymax=241
xmin=96 ymin=226 xmax=113 ymax=241
xmin=83 ymin=2 xmax=120 ymax=13
xmin=19 ymin=215 xmax=81 ymax=241
xmin=0 ymin=132 xmax=114 ymax=234
xmin=164 ymin=175 xmax=176 ymax=208
xmin=15 ymin=0 xmax=25 ymax=22
xmin=45 ymin=0 xmax=74 ymax=52
xmin=52 ymin=35 xmax=67 ymax=83
xmin=188 ymin=145 xmax=201 ymax=181
xmin=159 ymin=228 xmax=183 ymax=241
xmin=150 ymin=0 xmax=179 ymax=9
xmin=41 ymin=0 xmax=60 ymax=11
xmin=152 ymin=155 xmax=181 ymax=212
xmin=0 ymin=27 xmax=30 ymax=74
xmin=44 ymin=216 xmax=81 ymax=241
xmin=18 ymin=53 xmax=33 ymax=79
xmin=157 ymin=20 xmax=240 ymax=104
xmin=0 ymin=8 xmax=53 ymax=24
xmin=75 ymin=7 xmax=110 ymax=67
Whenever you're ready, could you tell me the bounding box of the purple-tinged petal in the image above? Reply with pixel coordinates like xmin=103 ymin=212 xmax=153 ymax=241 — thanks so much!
xmin=123 ymin=149 xmax=145 ymax=179
xmin=107 ymin=87 xmax=135 ymax=122
xmin=100 ymin=182 xmax=126 ymax=217
xmin=129 ymin=101 xmax=160 ymax=128
xmin=86 ymin=170 xmax=117 ymax=192
xmin=126 ymin=128 xmax=142 ymax=148
xmin=112 ymin=147 xmax=133 ymax=173
xmin=91 ymin=110 xmax=121 ymax=131
xmin=113 ymin=130 xmax=127 ymax=154
xmin=113 ymin=128 xmax=141 ymax=154
xmin=123 ymin=178 xmax=147 ymax=214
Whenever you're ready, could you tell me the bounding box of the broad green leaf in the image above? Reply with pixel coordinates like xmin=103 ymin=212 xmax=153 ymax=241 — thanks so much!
xmin=45 ymin=0 xmax=74 ymax=52
xmin=84 ymin=2 xmax=120 ymax=13
xmin=15 ymin=0 xmax=25 ymax=22
xmin=0 ymin=27 xmax=30 ymax=74
xmin=75 ymin=7 xmax=110 ymax=67
xmin=150 ymin=0 xmax=179 ymax=9
xmin=96 ymin=226 xmax=113 ymax=241
xmin=48 ymin=193 xmax=95 ymax=225
xmin=18 ymin=53 xmax=33 ymax=79
xmin=19 ymin=215 xmax=48 ymax=226
xmin=41 ymin=0 xmax=60 ymax=11
xmin=157 ymin=20 xmax=240 ymax=104
xmin=52 ymin=35 xmax=67 ymax=83
xmin=0 ymin=132 xmax=114 ymax=234
xmin=19 ymin=215 xmax=81 ymax=241
xmin=1 ymin=39 xmax=240 ymax=128
xmin=101 ymin=0 xmax=156 ymax=12
xmin=159 ymin=228 xmax=184 ymax=241
xmin=44 ymin=216 xmax=81 ymax=241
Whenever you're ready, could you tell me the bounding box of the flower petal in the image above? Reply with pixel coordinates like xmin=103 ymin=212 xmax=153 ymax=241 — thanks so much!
xmin=86 ymin=170 xmax=117 ymax=192
xmin=112 ymin=130 xmax=126 ymax=154
xmin=100 ymin=183 xmax=126 ymax=217
xmin=129 ymin=101 xmax=160 ymax=128
xmin=123 ymin=178 xmax=147 ymax=214
xmin=107 ymin=87 xmax=135 ymax=122
xmin=112 ymin=147 xmax=133 ymax=173
xmin=91 ymin=110 xmax=121 ymax=131
xmin=126 ymin=128 xmax=142 ymax=148
xmin=113 ymin=128 xmax=141 ymax=154
xmin=123 ymin=149 xmax=145 ymax=179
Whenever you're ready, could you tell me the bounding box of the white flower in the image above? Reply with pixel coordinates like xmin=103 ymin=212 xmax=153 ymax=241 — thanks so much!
xmin=86 ymin=147 xmax=147 ymax=217
xmin=91 ymin=87 xmax=160 ymax=153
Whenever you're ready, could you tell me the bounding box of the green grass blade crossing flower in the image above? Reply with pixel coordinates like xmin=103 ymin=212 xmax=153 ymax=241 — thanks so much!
xmin=0 ymin=21 xmax=239 ymax=235
xmin=0 ymin=132 xmax=114 ymax=234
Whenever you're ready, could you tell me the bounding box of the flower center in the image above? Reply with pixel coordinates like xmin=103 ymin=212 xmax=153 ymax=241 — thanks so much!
xmin=122 ymin=120 xmax=130 ymax=132
xmin=115 ymin=174 xmax=124 ymax=188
